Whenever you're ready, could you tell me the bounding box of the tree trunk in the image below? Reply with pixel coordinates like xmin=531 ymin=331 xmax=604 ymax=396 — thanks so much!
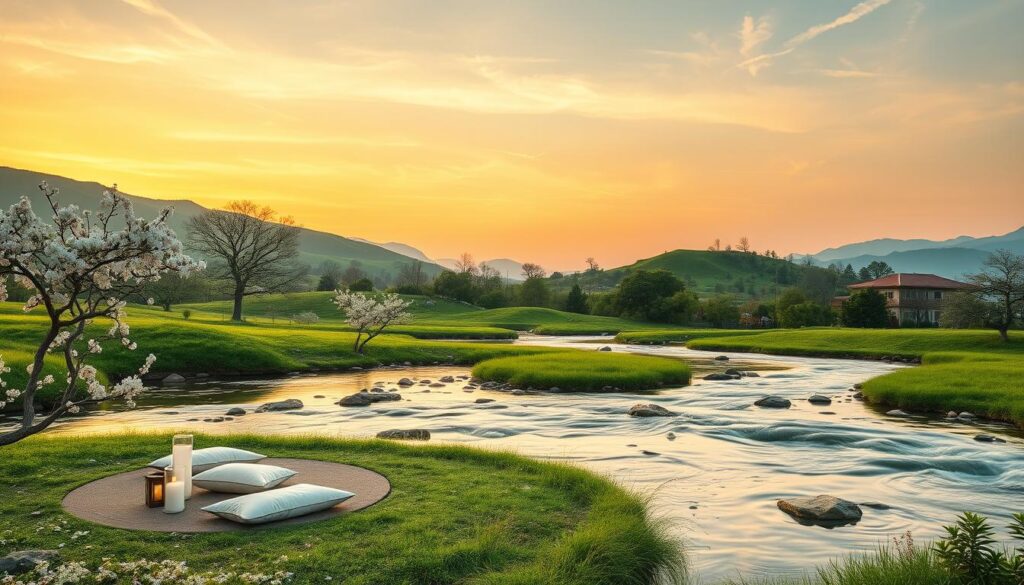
xmin=232 ymin=287 xmax=244 ymax=322
xmin=998 ymin=325 xmax=1009 ymax=342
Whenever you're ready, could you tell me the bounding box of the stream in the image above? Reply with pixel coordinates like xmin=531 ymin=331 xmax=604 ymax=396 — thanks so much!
xmin=14 ymin=335 xmax=1024 ymax=581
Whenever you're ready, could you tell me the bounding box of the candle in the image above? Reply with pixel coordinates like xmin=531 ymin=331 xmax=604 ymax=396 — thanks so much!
xmin=164 ymin=480 xmax=185 ymax=514
xmin=172 ymin=435 xmax=193 ymax=499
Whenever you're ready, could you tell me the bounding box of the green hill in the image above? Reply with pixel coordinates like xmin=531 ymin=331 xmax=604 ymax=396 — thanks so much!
xmin=575 ymin=249 xmax=807 ymax=299
xmin=0 ymin=166 xmax=444 ymax=280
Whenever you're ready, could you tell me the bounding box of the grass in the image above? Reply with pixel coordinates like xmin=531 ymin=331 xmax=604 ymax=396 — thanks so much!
xmin=0 ymin=433 xmax=685 ymax=585
xmin=615 ymin=329 xmax=767 ymax=344
xmin=471 ymin=351 xmax=692 ymax=392
xmin=683 ymin=327 xmax=1024 ymax=427
xmin=726 ymin=546 xmax=950 ymax=585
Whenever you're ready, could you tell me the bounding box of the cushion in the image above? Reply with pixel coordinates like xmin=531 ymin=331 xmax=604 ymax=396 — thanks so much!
xmin=148 ymin=447 xmax=266 ymax=474
xmin=192 ymin=463 xmax=297 ymax=494
xmin=202 ymin=484 xmax=354 ymax=524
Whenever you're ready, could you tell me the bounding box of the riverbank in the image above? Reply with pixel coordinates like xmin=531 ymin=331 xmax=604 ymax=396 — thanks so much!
xmin=0 ymin=433 xmax=685 ymax=584
xmin=655 ymin=328 xmax=1024 ymax=427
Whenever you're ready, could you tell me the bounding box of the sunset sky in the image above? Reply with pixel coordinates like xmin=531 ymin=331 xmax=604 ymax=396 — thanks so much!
xmin=1 ymin=0 xmax=1022 ymax=269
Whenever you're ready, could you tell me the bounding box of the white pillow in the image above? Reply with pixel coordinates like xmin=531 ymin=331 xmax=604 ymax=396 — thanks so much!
xmin=148 ymin=447 xmax=266 ymax=474
xmin=202 ymin=484 xmax=354 ymax=524
xmin=192 ymin=463 xmax=297 ymax=494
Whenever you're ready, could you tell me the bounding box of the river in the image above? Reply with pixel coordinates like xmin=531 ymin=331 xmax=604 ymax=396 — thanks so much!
xmin=16 ymin=336 xmax=1024 ymax=581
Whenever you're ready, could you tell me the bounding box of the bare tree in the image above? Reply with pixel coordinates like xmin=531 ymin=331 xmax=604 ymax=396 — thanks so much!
xmin=585 ymin=257 xmax=600 ymax=272
xmin=737 ymin=236 xmax=751 ymax=252
xmin=521 ymin=262 xmax=546 ymax=280
xmin=188 ymin=201 xmax=302 ymax=321
xmin=964 ymin=250 xmax=1024 ymax=341
xmin=454 ymin=252 xmax=478 ymax=275
xmin=396 ymin=260 xmax=426 ymax=288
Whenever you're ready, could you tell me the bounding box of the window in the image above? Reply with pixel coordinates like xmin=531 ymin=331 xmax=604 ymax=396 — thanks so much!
xmin=885 ymin=291 xmax=894 ymax=300
xmin=933 ymin=291 xmax=943 ymax=300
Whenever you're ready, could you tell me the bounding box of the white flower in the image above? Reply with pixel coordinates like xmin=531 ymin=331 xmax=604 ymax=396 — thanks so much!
xmin=147 ymin=297 xmax=155 ymax=305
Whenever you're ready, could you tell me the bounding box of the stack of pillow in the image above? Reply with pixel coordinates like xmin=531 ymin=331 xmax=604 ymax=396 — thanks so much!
xmin=149 ymin=447 xmax=354 ymax=524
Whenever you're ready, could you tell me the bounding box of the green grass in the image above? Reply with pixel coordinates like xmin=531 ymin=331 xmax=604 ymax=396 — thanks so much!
xmin=683 ymin=327 xmax=1024 ymax=427
xmin=615 ymin=329 xmax=768 ymax=344
xmin=727 ymin=546 xmax=950 ymax=585
xmin=0 ymin=433 xmax=685 ymax=584
xmin=471 ymin=351 xmax=692 ymax=392
xmin=416 ymin=306 xmax=663 ymax=335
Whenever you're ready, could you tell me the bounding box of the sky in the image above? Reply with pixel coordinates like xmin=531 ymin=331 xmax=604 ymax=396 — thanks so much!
xmin=1 ymin=0 xmax=1022 ymax=270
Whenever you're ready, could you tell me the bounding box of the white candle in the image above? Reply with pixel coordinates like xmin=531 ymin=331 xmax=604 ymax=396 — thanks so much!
xmin=172 ymin=442 xmax=192 ymax=499
xmin=164 ymin=481 xmax=185 ymax=514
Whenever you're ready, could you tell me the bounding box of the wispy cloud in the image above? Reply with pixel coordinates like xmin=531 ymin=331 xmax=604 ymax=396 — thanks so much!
xmin=119 ymin=0 xmax=222 ymax=48
xmin=739 ymin=0 xmax=893 ymax=75
xmin=739 ymin=15 xmax=773 ymax=57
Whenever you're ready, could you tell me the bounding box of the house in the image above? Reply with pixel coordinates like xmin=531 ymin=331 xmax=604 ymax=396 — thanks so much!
xmin=845 ymin=273 xmax=970 ymax=327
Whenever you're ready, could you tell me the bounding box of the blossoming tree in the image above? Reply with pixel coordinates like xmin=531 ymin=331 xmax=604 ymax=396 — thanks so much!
xmin=0 ymin=182 xmax=203 ymax=446
xmin=331 ymin=291 xmax=411 ymax=353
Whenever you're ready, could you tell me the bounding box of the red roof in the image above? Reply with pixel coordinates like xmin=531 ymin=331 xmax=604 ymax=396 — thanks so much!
xmin=849 ymin=273 xmax=969 ymax=290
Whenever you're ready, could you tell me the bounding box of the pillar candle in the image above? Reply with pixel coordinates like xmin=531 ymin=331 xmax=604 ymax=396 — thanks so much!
xmin=164 ymin=481 xmax=185 ymax=514
xmin=171 ymin=439 xmax=192 ymax=499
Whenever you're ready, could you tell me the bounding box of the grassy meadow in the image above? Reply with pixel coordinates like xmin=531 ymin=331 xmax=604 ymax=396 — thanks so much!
xmin=0 ymin=433 xmax=685 ymax=584
xmin=471 ymin=351 xmax=692 ymax=392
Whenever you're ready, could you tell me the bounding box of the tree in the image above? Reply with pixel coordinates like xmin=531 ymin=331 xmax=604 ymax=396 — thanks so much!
xmin=565 ymin=283 xmax=588 ymax=314
xmin=585 ymin=257 xmax=600 ymax=272
xmin=841 ymin=289 xmax=889 ymax=328
xmin=0 ymin=182 xmax=202 ymax=445
xmin=863 ymin=261 xmax=894 ymax=280
xmin=519 ymin=276 xmax=549 ymax=307
xmin=143 ymin=272 xmax=203 ymax=311
xmin=800 ymin=266 xmax=839 ymax=305
xmin=940 ymin=291 xmax=992 ymax=329
xmin=521 ymin=262 xmax=546 ymax=280
xmin=188 ymin=201 xmax=302 ymax=321
xmin=737 ymin=236 xmax=751 ymax=252
xmin=454 ymin=252 xmax=478 ymax=275
xmin=396 ymin=260 xmax=426 ymax=290
xmin=433 ymin=271 xmax=475 ymax=302
xmin=613 ymin=270 xmax=684 ymax=321
xmin=779 ymin=302 xmax=833 ymax=328
xmin=316 ymin=261 xmax=344 ymax=291
xmin=341 ymin=260 xmax=367 ymax=285
xmin=857 ymin=266 xmax=872 ymax=281
xmin=961 ymin=250 xmax=1024 ymax=341
xmin=348 ymin=277 xmax=374 ymax=292
xmin=332 ymin=291 xmax=411 ymax=353
xmin=702 ymin=294 xmax=739 ymax=327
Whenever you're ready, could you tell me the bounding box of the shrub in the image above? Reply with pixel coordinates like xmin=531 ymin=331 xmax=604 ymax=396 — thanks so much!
xmin=933 ymin=511 xmax=1024 ymax=584
xmin=348 ymin=278 xmax=374 ymax=292
xmin=182 ymin=310 xmax=192 ymax=320
xmin=292 ymin=311 xmax=320 ymax=325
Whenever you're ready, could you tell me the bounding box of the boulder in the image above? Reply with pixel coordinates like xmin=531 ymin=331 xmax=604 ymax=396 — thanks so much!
xmin=255 ymin=399 xmax=303 ymax=413
xmin=958 ymin=412 xmax=977 ymax=420
xmin=162 ymin=373 xmax=186 ymax=385
xmin=474 ymin=398 xmax=495 ymax=404
xmin=598 ymin=346 xmax=612 ymax=352
xmin=511 ymin=389 xmax=525 ymax=396
xmin=429 ymin=383 xmax=445 ymax=388
xmin=807 ymin=394 xmax=832 ymax=405
xmin=714 ymin=355 xmax=730 ymax=361
xmin=0 ymin=550 xmax=59 ymax=576
xmin=397 ymin=378 xmax=415 ymax=386
xmin=703 ymin=373 xmax=735 ymax=381
xmin=628 ymin=403 xmax=676 ymax=417
xmin=666 ymin=432 xmax=676 ymax=440
xmin=754 ymin=396 xmax=791 ymax=408
xmin=439 ymin=376 xmax=455 ymax=383
xmin=724 ymin=368 xmax=742 ymax=376
xmin=339 ymin=391 xmax=402 ymax=407
xmin=376 ymin=429 xmax=430 ymax=441
xmin=225 ymin=407 xmax=246 ymax=416
xmin=777 ymin=495 xmax=862 ymax=523
xmin=946 ymin=411 xmax=958 ymax=418
xmin=974 ymin=434 xmax=1006 ymax=443
xmin=886 ymin=409 xmax=910 ymax=417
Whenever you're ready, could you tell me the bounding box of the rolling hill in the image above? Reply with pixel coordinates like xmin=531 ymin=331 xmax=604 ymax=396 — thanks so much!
xmin=0 ymin=166 xmax=445 ymax=279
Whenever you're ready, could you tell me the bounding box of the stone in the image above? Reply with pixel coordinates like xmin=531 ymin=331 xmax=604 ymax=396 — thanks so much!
xmin=511 ymin=389 xmax=525 ymax=396
xmin=666 ymin=432 xmax=676 ymax=440
xmin=958 ymin=412 xmax=977 ymax=420
xmin=974 ymin=434 xmax=1006 ymax=443
xmin=853 ymin=391 xmax=864 ymax=400
xmin=429 ymin=383 xmax=445 ymax=388
xmin=0 ymin=550 xmax=59 ymax=576
xmin=754 ymin=396 xmax=791 ymax=408
xmin=859 ymin=502 xmax=892 ymax=510
xmin=641 ymin=450 xmax=660 ymax=456
xmin=474 ymin=398 xmax=495 ymax=404
xmin=807 ymin=394 xmax=832 ymax=405
xmin=703 ymin=373 xmax=735 ymax=381
xmin=255 ymin=399 xmax=303 ymax=413
xmin=339 ymin=391 xmax=402 ymax=407
xmin=439 ymin=376 xmax=455 ymax=383
xmin=853 ymin=383 xmax=863 ymax=390
xmin=724 ymin=368 xmax=742 ymax=376
xmin=777 ymin=495 xmax=862 ymax=523
xmin=397 ymin=378 xmax=415 ymax=386
xmin=162 ymin=373 xmax=186 ymax=385
xmin=628 ymin=403 xmax=676 ymax=417
xmin=886 ymin=409 xmax=910 ymax=417
xmin=946 ymin=411 xmax=958 ymax=418
xmin=313 ymin=395 xmax=325 ymax=399
xmin=376 ymin=429 xmax=430 ymax=441
xmin=714 ymin=355 xmax=730 ymax=361
xmin=743 ymin=372 xmax=760 ymax=377
xmin=225 ymin=407 xmax=246 ymax=416
xmin=549 ymin=387 xmax=561 ymax=392
xmin=598 ymin=346 xmax=612 ymax=351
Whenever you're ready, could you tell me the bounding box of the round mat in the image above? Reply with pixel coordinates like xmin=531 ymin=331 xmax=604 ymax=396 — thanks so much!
xmin=62 ymin=458 xmax=391 ymax=532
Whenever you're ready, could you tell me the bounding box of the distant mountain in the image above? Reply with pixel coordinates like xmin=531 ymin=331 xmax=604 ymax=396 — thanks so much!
xmin=435 ymin=257 xmax=526 ymax=281
xmin=0 ymin=166 xmax=444 ymax=279
xmin=824 ymin=248 xmax=992 ymax=280
xmin=350 ymin=239 xmax=434 ymax=263
xmin=811 ymin=226 xmax=1024 ymax=262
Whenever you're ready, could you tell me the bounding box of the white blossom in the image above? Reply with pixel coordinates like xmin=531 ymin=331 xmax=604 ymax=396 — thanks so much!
xmin=331 ymin=290 xmax=411 ymax=353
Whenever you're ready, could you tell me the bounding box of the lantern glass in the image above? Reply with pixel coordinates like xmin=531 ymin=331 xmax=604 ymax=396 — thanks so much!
xmin=145 ymin=472 xmax=165 ymax=508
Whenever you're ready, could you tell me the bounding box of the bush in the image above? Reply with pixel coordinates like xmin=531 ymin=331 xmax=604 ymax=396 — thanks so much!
xmin=348 ymin=278 xmax=374 ymax=292
xmin=934 ymin=511 xmax=1024 ymax=583
xmin=477 ymin=290 xmax=509 ymax=309
xmin=292 ymin=311 xmax=320 ymax=325
xmin=841 ymin=289 xmax=890 ymax=328
xmin=182 ymin=309 xmax=192 ymax=320
xmin=779 ymin=301 xmax=833 ymax=328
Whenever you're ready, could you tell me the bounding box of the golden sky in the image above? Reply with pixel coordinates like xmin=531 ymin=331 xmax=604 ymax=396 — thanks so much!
xmin=1 ymin=0 xmax=1022 ymax=269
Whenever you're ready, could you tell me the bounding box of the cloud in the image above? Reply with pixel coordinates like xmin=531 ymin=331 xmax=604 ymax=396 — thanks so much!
xmin=119 ymin=0 xmax=222 ymax=47
xmin=739 ymin=15 xmax=773 ymax=57
xmin=739 ymin=0 xmax=892 ymax=75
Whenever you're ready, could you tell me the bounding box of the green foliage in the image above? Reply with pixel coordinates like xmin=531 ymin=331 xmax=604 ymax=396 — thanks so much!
xmin=565 ymin=283 xmax=589 ymax=314
xmin=472 ymin=351 xmax=691 ymax=392
xmin=933 ymin=512 xmax=1024 ymax=585
xmin=0 ymin=433 xmax=684 ymax=584
xmin=613 ymin=270 xmax=683 ymax=319
xmin=702 ymin=294 xmax=739 ymax=327
xmin=316 ymin=273 xmax=338 ymax=291
xmin=519 ymin=276 xmax=550 ymax=307
xmin=841 ymin=289 xmax=890 ymax=328
xmin=477 ymin=290 xmax=510 ymax=309
xmin=779 ymin=301 xmax=834 ymax=328
xmin=348 ymin=277 xmax=374 ymax=292
xmin=181 ymin=309 xmax=192 ymax=320
xmin=434 ymin=271 xmax=476 ymax=302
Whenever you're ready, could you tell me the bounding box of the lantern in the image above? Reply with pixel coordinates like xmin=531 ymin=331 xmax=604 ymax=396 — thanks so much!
xmin=145 ymin=472 xmax=165 ymax=508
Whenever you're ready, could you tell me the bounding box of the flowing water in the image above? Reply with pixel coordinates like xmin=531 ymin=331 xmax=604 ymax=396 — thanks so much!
xmin=13 ymin=336 xmax=1024 ymax=581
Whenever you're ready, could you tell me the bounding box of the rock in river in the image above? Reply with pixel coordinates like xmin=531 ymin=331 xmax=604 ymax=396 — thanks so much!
xmin=807 ymin=394 xmax=832 ymax=405
xmin=162 ymin=373 xmax=186 ymax=385
xmin=339 ymin=391 xmax=402 ymax=407
xmin=0 ymin=550 xmax=59 ymax=576
xmin=704 ymin=373 xmax=736 ymax=381
xmin=754 ymin=396 xmax=791 ymax=408
xmin=474 ymin=398 xmax=495 ymax=404
xmin=628 ymin=403 xmax=676 ymax=417
xmin=397 ymin=378 xmax=415 ymax=386
xmin=255 ymin=399 xmax=303 ymax=413
xmin=598 ymin=346 xmax=612 ymax=351
xmin=376 ymin=429 xmax=430 ymax=440
xmin=714 ymin=355 xmax=730 ymax=361
xmin=974 ymin=434 xmax=1006 ymax=443
xmin=225 ymin=407 xmax=246 ymax=416
xmin=777 ymin=495 xmax=862 ymax=523
xmin=886 ymin=409 xmax=910 ymax=417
